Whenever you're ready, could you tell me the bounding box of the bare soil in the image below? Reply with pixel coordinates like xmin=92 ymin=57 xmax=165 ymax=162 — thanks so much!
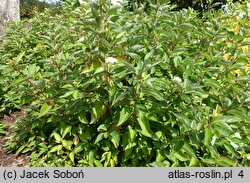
xmin=0 ymin=109 xmax=30 ymax=167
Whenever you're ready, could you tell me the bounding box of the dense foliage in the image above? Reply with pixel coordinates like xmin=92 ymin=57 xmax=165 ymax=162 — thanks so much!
xmin=20 ymin=0 xmax=59 ymax=18
xmin=128 ymin=0 xmax=241 ymax=12
xmin=0 ymin=0 xmax=249 ymax=166
xmin=169 ymin=0 xmax=240 ymax=11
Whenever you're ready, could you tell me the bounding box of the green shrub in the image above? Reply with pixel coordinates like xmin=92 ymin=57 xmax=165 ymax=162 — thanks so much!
xmin=0 ymin=0 xmax=249 ymax=166
xmin=20 ymin=0 xmax=59 ymax=19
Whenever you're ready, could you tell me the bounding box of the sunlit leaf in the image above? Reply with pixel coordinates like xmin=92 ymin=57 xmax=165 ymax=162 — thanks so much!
xmin=38 ymin=103 xmax=52 ymax=118
xmin=117 ymin=106 xmax=133 ymax=126
xmin=69 ymin=152 xmax=75 ymax=163
xmin=137 ymin=106 xmax=156 ymax=139
xmin=49 ymin=145 xmax=63 ymax=153
xmin=204 ymin=127 xmax=213 ymax=145
xmin=62 ymin=125 xmax=72 ymax=139
xmin=53 ymin=133 xmax=62 ymax=143
xmin=90 ymin=104 xmax=107 ymax=124
xmin=110 ymin=130 xmax=120 ymax=148
xmin=216 ymin=156 xmax=237 ymax=166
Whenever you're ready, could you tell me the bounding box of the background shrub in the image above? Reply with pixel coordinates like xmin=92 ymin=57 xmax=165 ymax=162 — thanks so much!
xmin=0 ymin=0 xmax=249 ymax=166
xmin=20 ymin=0 xmax=60 ymax=19
xmin=128 ymin=0 xmax=242 ymax=12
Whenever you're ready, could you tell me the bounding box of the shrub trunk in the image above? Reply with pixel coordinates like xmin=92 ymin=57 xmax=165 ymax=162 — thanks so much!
xmin=0 ymin=0 xmax=20 ymax=25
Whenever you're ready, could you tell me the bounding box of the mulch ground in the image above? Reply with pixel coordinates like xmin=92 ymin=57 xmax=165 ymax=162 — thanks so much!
xmin=0 ymin=109 xmax=30 ymax=167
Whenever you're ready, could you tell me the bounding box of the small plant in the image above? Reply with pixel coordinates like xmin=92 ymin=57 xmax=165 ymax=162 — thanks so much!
xmin=0 ymin=123 xmax=7 ymax=135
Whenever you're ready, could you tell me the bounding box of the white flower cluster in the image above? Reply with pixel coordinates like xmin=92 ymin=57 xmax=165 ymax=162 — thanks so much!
xmin=172 ymin=76 xmax=182 ymax=83
xmin=110 ymin=0 xmax=122 ymax=6
xmin=105 ymin=57 xmax=118 ymax=64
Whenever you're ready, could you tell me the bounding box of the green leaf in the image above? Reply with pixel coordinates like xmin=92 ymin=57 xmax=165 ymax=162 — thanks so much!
xmin=53 ymin=133 xmax=62 ymax=143
xmin=78 ymin=113 xmax=88 ymax=124
xmin=24 ymin=64 xmax=40 ymax=76
xmin=204 ymin=78 xmax=220 ymax=88
xmin=62 ymin=140 xmax=73 ymax=150
xmin=241 ymin=41 xmax=250 ymax=46
xmin=38 ymin=103 xmax=52 ymax=118
xmin=228 ymin=109 xmax=249 ymax=121
xmin=94 ymin=66 xmax=104 ymax=74
xmin=224 ymin=144 xmax=238 ymax=157
xmin=62 ymin=125 xmax=72 ymax=139
xmin=111 ymin=90 xmax=127 ymax=106
xmin=104 ymin=151 xmax=112 ymax=167
xmin=69 ymin=152 xmax=75 ymax=163
xmin=100 ymin=38 xmax=110 ymax=47
xmin=22 ymin=147 xmax=32 ymax=154
xmin=110 ymin=130 xmax=120 ymax=148
xmin=90 ymin=103 xmax=106 ymax=124
xmin=174 ymin=151 xmax=189 ymax=162
xmin=124 ymin=148 xmax=133 ymax=160
xmin=144 ymin=50 xmax=154 ymax=61
xmin=173 ymin=140 xmax=184 ymax=152
xmin=215 ymin=126 xmax=232 ymax=136
xmin=49 ymin=145 xmax=63 ymax=153
xmin=94 ymin=159 xmax=103 ymax=167
xmin=137 ymin=106 xmax=156 ymax=139
xmin=116 ymin=32 xmax=125 ymax=39
xmin=156 ymin=149 xmax=165 ymax=162
xmin=79 ymin=132 xmax=91 ymax=142
xmin=183 ymin=142 xmax=197 ymax=159
xmin=200 ymin=158 xmax=216 ymax=165
xmin=189 ymin=157 xmax=199 ymax=167
xmin=15 ymin=52 xmax=25 ymax=63
xmin=74 ymin=143 xmax=84 ymax=153
xmin=73 ymin=90 xmax=79 ymax=99
xmin=120 ymin=60 xmax=135 ymax=73
xmin=213 ymin=116 xmax=241 ymax=123
xmin=131 ymin=44 xmax=144 ymax=50
xmin=97 ymin=124 xmax=108 ymax=132
xmin=216 ymin=156 xmax=237 ymax=166
xmin=215 ymin=121 xmax=233 ymax=132
xmin=114 ymin=47 xmax=124 ymax=54
xmin=59 ymin=91 xmax=73 ymax=99
xmin=117 ymin=106 xmax=133 ymax=126
xmin=16 ymin=145 xmax=26 ymax=155
xmin=141 ymin=87 xmax=164 ymax=101
xmin=110 ymin=159 xmax=116 ymax=167
xmin=128 ymin=125 xmax=137 ymax=142
xmin=245 ymin=154 xmax=250 ymax=160
xmin=94 ymin=133 xmax=105 ymax=144
xmin=89 ymin=150 xmax=95 ymax=166
xmin=207 ymin=145 xmax=219 ymax=158
xmin=204 ymin=127 xmax=212 ymax=145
